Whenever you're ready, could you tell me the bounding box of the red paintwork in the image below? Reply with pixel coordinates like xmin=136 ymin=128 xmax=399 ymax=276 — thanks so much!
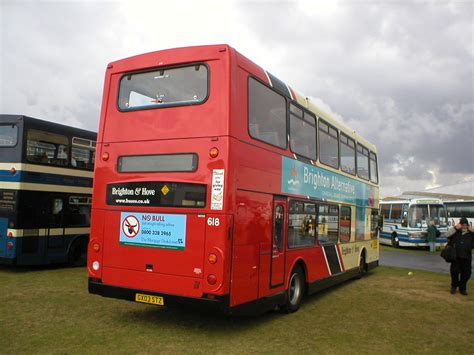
xmin=88 ymin=44 xmax=334 ymax=309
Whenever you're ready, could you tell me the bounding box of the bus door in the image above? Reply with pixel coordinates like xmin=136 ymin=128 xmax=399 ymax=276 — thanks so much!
xmin=271 ymin=197 xmax=287 ymax=287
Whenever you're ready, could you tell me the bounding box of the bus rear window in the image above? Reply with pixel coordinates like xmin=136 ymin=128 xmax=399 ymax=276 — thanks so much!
xmin=118 ymin=154 xmax=198 ymax=173
xmin=118 ymin=64 xmax=208 ymax=110
xmin=0 ymin=124 xmax=18 ymax=147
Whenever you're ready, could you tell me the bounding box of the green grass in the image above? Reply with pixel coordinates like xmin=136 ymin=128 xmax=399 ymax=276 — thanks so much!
xmin=0 ymin=265 xmax=473 ymax=354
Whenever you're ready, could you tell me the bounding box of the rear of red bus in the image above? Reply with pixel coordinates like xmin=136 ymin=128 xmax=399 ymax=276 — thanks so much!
xmin=88 ymin=45 xmax=235 ymax=312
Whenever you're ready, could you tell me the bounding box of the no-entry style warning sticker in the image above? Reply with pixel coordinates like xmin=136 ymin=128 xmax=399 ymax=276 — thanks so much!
xmin=122 ymin=215 xmax=140 ymax=238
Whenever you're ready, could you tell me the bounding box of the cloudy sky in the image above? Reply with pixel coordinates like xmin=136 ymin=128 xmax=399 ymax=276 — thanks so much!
xmin=1 ymin=0 xmax=473 ymax=197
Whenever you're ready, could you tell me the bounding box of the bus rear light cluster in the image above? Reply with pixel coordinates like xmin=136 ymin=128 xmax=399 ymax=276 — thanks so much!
xmin=7 ymin=242 xmax=13 ymax=250
xmin=209 ymin=147 xmax=219 ymax=158
xmin=92 ymin=242 xmax=101 ymax=252
xmin=92 ymin=261 xmax=100 ymax=271
xmin=10 ymin=167 xmax=16 ymax=174
xmin=207 ymin=274 xmax=217 ymax=285
xmin=101 ymin=152 xmax=109 ymax=161
xmin=208 ymin=253 xmax=218 ymax=264
xmin=7 ymin=232 xmax=13 ymax=239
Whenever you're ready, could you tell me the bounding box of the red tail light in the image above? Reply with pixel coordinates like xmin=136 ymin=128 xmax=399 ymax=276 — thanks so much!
xmin=7 ymin=242 xmax=13 ymax=250
xmin=207 ymin=274 xmax=217 ymax=285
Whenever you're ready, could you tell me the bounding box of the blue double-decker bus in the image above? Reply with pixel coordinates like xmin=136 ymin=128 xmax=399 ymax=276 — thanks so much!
xmin=0 ymin=115 xmax=96 ymax=265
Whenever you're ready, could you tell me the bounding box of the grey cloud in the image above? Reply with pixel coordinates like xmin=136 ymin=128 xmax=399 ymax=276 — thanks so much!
xmin=236 ymin=1 xmax=473 ymax=195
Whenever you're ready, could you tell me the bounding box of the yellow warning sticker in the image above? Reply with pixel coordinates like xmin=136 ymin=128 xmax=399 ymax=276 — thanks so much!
xmin=161 ymin=185 xmax=170 ymax=196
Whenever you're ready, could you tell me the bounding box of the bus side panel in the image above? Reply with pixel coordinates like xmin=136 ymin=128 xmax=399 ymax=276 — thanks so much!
xmin=230 ymin=190 xmax=272 ymax=307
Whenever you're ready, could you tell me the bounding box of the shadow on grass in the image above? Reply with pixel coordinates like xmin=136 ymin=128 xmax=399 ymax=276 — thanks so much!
xmin=114 ymin=272 xmax=376 ymax=332
xmin=119 ymin=301 xmax=282 ymax=333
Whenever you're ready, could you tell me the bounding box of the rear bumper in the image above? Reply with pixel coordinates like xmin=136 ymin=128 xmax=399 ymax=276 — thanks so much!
xmin=88 ymin=279 xmax=227 ymax=312
xmin=88 ymin=279 xmax=285 ymax=316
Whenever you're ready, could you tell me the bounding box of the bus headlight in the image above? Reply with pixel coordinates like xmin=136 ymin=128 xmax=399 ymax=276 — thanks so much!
xmin=92 ymin=261 xmax=100 ymax=271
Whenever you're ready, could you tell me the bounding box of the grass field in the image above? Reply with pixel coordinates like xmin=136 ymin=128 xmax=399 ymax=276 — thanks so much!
xmin=1 ymin=265 xmax=473 ymax=354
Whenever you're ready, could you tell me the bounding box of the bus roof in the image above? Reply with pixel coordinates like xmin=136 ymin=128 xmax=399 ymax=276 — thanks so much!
xmin=380 ymin=198 xmax=444 ymax=205
xmin=106 ymin=44 xmax=377 ymax=154
xmin=0 ymin=114 xmax=96 ymax=139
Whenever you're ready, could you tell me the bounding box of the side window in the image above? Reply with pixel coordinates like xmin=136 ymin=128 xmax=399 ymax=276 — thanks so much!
xmin=72 ymin=137 xmax=96 ymax=170
xmin=340 ymin=206 xmax=351 ymax=243
xmin=0 ymin=124 xmax=18 ymax=147
xmin=381 ymin=204 xmax=391 ymax=219
xmin=50 ymin=198 xmax=64 ymax=227
xmin=356 ymin=143 xmax=369 ymax=180
xmin=370 ymin=209 xmax=379 ymax=239
xmin=318 ymin=204 xmax=339 ymax=243
xmin=318 ymin=120 xmax=339 ymax=169
xmin=369 ymin=152 xmax=378 ymax=183
xmin=68 ymin=196 xmax=92 ymax=227
xmin=288 ymin=201 xmax=317 ymax=248
xmin=390 ymin=204 xmax=402 ymax=221
xmin=248 ymin=77 xmax=287 ymax=149
xmin=273 ymin=205 xmax=284 ymax=252
xmin=26 ymin=129 xmax=69 ymax=167
xmin=289 ymin=104 xmax=316 ymax=160
xmin=340 ymin=133 xmax=356 ymax=175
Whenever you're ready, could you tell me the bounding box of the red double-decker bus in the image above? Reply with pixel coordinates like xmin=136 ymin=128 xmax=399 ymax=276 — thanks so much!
xmin=88 ymin=44 xmax=380 ymax=315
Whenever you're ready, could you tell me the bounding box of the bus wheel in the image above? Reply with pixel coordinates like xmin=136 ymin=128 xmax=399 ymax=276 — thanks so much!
xmin=69 ymin=239 xmax=87 ymax=267
xmin=391 ymin=234 xmax=399 ymax=248
xmin=284 ymin=265 xmax=305 ymax=313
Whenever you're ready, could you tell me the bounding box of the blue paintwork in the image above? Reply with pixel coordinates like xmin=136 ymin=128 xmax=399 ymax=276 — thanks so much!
xmin=0 ymin=169 xmax=92 ymax=188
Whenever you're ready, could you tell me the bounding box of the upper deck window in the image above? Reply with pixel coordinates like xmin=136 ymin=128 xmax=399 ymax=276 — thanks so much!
xmin=340 ymin=133 xmax=356 ymax=175
xmin=72 ymin=137 xmax=96 ymax=170
xmin=118 ymin=64 xmax=209 ymax=111
xmin=318 ymin=120 xmax=339 ymax=169
xmin=0 ymin=124 xmax=18 ymax=147
xmin=289 ymin=104 xmax=316 ymax=160
xmin=356 ymin=143 xmax=369 ymax=180
xmin=26 ymin=129 xmax=69 ymax=167
xmin=248 ymin=77 xmax=287 ymax=149
xmin=369 ymin=151 xmax=378 ymax=183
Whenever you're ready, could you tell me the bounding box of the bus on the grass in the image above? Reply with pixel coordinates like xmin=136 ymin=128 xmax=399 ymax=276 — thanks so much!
xmin=444 ymin=200 xmax=474 ymax=227
xmin=0 ymin=115 xmax=96 ymax=265
xmin=88 ymin=44 xmax=380 ymax=315
xmin=379 ymin=198 xmax=449 ymax=248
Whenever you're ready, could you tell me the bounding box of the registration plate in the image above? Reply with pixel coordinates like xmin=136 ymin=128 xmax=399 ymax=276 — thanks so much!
xmin=135 ymin=293 xmax=164 ymax=306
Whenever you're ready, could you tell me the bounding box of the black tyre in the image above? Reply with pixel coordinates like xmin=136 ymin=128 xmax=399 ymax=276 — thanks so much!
xmin=358 ymin=252 xmax=367 ymax=278
xmin=284 ymin=265 xmax=305 ymax=313
xmin=68 ymin=238 xmax=87 ymax=267
xmin=391 ymin=234 xmax=399 ymax=248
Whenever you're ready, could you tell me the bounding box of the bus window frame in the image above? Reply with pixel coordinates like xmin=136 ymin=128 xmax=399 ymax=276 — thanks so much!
xmin=369 ymin=151 xmax=378 ymax=184
xmin=287 ymin=199 xmax=318 ymax=250
xmin=247 ymin=76 xmax=288 ymax=150
xmin=116 ymin=62 xmax=211 ymax=113
xmin=0 ymin=124 xmax=19 ymax=148
xmin=356 ymin=143 xmax=370 ymax=181
xmin=340 ymin=132 xmax=356 ymax=176
xmin=25 ymin=129 xmax=70 ymax=167
xmin=117 ymin=153 xmax=199 ymax=173
xmin=318 ymin=118 xmax=340 ymax=169
xmin=289 ymin=102 xmax=317 ymax=161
